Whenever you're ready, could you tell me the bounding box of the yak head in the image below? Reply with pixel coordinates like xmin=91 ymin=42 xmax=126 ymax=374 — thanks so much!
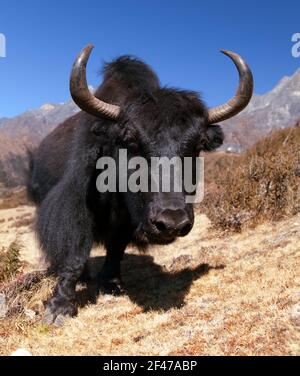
xmin=69 ymin=45 xmax=253 ymax=245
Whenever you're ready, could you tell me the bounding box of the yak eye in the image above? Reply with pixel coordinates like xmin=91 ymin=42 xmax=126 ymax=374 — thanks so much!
xmin=91 ymin=123 xmax=103 ymax=136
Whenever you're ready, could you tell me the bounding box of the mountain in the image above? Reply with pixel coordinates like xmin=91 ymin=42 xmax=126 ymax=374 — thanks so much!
xmin=0 ymin=102 xmax=78 ymax=143
xmin=221 ymin=68 xmax=300 ymax=152
xmin=0 ymin=69 xmax=299 ymax=188
xmin=0 ymin=102 xmax=79 ymax=187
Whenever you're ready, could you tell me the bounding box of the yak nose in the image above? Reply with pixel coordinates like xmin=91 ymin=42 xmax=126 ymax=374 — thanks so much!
xmin=151 ymin=208 xmax=193 ymax=238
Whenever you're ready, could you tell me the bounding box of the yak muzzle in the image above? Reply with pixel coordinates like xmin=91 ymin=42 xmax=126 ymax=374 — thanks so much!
xmin=149 ymin=208 xmax=193 ymax=239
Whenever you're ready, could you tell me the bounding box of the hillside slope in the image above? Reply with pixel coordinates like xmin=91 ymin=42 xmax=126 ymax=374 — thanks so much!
xmin=202 ymin=124 xmax=300 ymax=231
xmin=0 ymin=103 xmax=78 ymax=187
xmin=221 ymin=68 xmax=300 ymax=151
xmin=0 ymin=207 xmax=299 ymax=356
xmin=1 ymin=68 xmax=300 ymax=187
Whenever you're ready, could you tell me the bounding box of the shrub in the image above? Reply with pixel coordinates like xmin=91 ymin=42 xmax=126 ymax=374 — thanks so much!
xmin=200 ymin=124 xmax=300 ymax=231
xmin=0 ymin=240 xmax=24 ymax=284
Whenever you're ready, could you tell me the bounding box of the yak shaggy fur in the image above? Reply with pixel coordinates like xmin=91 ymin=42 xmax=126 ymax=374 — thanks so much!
xmin=27 ymin=55 xmax=224 ymax=324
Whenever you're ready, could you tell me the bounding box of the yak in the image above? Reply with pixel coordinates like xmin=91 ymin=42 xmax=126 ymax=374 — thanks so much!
xmin=27 ymin=45 xmax=253 ymax=325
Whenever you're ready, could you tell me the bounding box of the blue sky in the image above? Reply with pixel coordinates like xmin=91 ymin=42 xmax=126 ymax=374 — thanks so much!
xmin=0 ymin=0 xmax=299 ymax=117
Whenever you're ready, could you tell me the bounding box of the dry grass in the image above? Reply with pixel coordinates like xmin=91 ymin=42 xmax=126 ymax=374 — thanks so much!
xmin=0 ymin=187 xmax=29 ymax=210
xmin=0 ymin=126 xmax=299 ymax=355
xmin=9 ymin=213 xmax=34 ymax=229
xmin=0 ymin=212 xmax=299 ymax=356
xmin=1 ymin=271 xmax=54 ymax=317
xmin=0 ymin=206 xmax=40 ymax=267
xmin=201 ymin=125 xmax=300 ymax=231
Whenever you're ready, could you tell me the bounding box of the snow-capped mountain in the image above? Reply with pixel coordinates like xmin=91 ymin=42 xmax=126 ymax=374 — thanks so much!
xmin=221 ymin=68 xmax=300 ymax=152
xmin=0 ymin=101 xmax=79 ymax=187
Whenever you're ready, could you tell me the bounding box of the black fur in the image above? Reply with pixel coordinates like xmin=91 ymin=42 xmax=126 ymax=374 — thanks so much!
xmin=27 ymin=56 xmax=224 ymax=324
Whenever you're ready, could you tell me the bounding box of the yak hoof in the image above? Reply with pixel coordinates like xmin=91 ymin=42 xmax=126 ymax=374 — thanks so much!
xmin=43 ymin=298 xmax=78 ymax=326
xmin=98 ymin=277 xmax=125 ymax=296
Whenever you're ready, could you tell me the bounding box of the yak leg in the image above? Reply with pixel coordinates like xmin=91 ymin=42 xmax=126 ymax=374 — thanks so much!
xmin=78 ymin=261 xmax=92 ymax=283
xmin=97 ymin=232 xmax=129 ymax=295
xmin=44 ymin=248 xmax=92 ymax=326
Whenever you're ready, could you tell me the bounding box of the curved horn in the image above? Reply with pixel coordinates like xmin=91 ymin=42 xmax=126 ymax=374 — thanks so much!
xmin=70 ymin=44 xmax=121 ymax=120
xmin=208 ymin=50 xmax=254 ymax=124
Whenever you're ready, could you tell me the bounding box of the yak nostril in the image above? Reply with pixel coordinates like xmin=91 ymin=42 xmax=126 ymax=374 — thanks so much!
xmin=153 ymin=220 xmax=168 ymax=233
xmin=178 ymin=222 xmax=193 ymax=237
xmin=151 ymin=214 xmax=192 ymax=237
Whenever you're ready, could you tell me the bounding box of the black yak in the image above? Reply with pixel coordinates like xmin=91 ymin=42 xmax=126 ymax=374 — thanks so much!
xmin=27 ymin=45 xmax=253 ymax=324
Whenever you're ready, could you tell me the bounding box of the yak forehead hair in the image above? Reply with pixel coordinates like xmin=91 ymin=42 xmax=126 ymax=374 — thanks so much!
xmin=95 ymin=55 xmax=207 ymax=125
xmin=101 ymin=55 xmax=160 ymax=95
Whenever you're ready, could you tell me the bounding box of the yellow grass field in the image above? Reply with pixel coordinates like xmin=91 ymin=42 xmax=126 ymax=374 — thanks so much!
xmin=0 ymin=205 xmax=299 ymax=356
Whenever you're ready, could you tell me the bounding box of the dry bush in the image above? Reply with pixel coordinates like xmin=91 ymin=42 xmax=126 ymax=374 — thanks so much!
xmin=0 ymin=271 xmax=54 ymax=317
xmin=0 ymin=239 xmax=52 ymax=317
xmin=200 ymin=124 xmax=300 ymax=231
xmin=0 ymin=240 xmax=25 ymax=284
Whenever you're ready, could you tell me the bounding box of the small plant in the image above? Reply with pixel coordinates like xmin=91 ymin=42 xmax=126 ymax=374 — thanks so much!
xmin=0 ymin=240 xmax=24 ymax=284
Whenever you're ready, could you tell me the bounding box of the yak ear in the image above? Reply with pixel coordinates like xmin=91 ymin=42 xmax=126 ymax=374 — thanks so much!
xmin=202 ymin=124 xmax=224 ymax=152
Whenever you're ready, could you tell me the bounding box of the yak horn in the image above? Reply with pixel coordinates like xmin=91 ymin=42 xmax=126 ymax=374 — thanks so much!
xmin=70 ymin=44 xmax=121 ymax=120
xmin=208 ymin=50 xmax=253 ymax=124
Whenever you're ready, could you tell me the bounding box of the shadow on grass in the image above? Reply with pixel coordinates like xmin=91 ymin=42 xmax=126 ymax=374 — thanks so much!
xmin=76 ymin=254 xmax=225 ymax=312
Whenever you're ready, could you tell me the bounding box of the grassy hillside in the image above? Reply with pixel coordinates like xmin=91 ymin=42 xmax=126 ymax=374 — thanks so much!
xmin=0 ymin=124 xmax=299 ymax=355
xmin=201 ymin=124 xmax=300 ymax=231
xmin=0 ymin=209 xmax=299 ymax=355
